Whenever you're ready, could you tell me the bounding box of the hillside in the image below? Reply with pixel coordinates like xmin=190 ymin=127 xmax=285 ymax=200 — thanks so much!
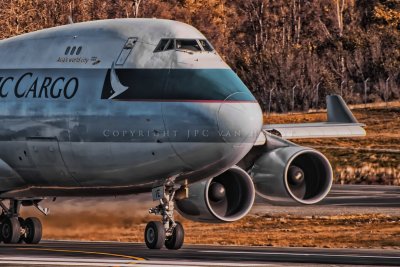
xmin=1 ymin=0 xmax=399 ymax=111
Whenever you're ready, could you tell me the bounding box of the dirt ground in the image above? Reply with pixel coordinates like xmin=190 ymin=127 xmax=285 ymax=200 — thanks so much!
xmin=20 ymin=103 xmax=400 ymax=249
xmin=21 ymin=209 xmax=399 ymax=249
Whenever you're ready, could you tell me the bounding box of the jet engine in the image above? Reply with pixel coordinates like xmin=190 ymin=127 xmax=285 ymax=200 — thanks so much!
xmin=176 ymin=166 xmax=255 ymax=223
xmin=250 ymin=143 xmax=333 ymax=205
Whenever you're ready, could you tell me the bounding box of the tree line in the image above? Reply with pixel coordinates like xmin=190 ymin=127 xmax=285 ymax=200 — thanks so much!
xmin=1 ymin=0 xmax=399 ymax=111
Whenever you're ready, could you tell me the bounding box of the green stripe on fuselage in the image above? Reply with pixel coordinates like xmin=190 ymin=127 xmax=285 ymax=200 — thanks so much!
xmin=101 ymin=69 xmax=255 ymax=101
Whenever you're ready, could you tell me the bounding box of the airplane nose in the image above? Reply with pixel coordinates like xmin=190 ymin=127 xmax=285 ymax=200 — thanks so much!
xmin=217 ymin=92 xmax=263 ymax=145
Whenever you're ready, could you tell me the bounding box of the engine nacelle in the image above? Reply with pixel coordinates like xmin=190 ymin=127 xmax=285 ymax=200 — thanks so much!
xmin=251 ymin=146 xmax=333 ymax=205
xmin=176 ymin=166 xmax=255 ymax=223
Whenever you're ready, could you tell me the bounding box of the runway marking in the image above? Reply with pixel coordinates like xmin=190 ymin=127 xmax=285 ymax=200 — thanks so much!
xmin=1 ymin=257 xmax=137 ymax=263
xmin=0 ymin=257 xmax=268 ymax=266
xmin=199 ymin=250 xmax=400 ymax=259
xmin=0 ymin=260 xmax=135 ymax=266
xmin=17 ymin=247 xmax=145 ymax=261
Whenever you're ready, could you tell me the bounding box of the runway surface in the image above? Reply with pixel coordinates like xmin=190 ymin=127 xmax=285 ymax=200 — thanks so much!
xmin=0 ymin=240 xmax=400 ymax=266
xmin=253 ymin=185 xmax=400 ymax=216
xmin=321 ymin=185 xmax=400 ymax=207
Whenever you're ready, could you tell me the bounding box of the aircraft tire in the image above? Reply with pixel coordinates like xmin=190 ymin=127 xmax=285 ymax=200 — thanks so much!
xmin=24 ymin=217 xmax=42 ymax=244
xmin=1 ymin=217 xmax=21 ymax=244
xmin=145 ymin=221 xmax=165 ymax=249
xmin=165 ymin=221 xmax=184 ymax=250
xmin=17 ymin=217 xmax=25 ymax=243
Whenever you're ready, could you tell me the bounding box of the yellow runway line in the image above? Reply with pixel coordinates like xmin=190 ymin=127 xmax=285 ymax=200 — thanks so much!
xmin=17 ymin=247 xmax=146 ymax=262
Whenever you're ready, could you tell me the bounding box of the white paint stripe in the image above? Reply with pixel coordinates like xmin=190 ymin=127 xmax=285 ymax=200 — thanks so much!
xmin=0 ymin=256 xmax=132 ymax=263
xmin=136 ymin=261 xmax=268 ymax=266
xmin=43 ymin=239 xmax=140 ymax=245
xmin=199 ymin=250 xmax=400 ymax=259
xmin=0 ymin=259 xmax=267 ymax=267
xmin=0 ymin=261 xmax=132 ymax=267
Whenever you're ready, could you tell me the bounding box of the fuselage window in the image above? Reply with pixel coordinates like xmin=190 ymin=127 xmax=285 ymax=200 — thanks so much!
xmin=65 ymin=47 xmax=71 ymax=55
xmin=199 ymin=40 xmax=214 ymax=52
xmin=176 ymin=39 xmax=202 ymax=52
xmin=70 ymin=46 xmax=76 ymax=55
xmin=76 ymin=46 xmax=82 ymax=55
xmin=154 ymin=39 xmax=170 ymax=52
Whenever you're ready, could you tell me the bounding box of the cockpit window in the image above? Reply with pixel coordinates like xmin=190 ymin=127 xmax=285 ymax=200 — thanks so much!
xmin=176 ymin=39 xmax=202 ymax=52
xmin=154 ymin=38 xmax=215 ymax=53
xmin=166 ymin=39 xmax=175 ymax=50
xmin=199 ymin=39 xmax=214 ymax=52
xmin=154 ymin=39 xmax=170 ymax=52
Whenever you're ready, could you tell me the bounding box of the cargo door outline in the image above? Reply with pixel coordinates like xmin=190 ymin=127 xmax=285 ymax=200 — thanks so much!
xmin=116 ymin=37 xmax=138 ymax=66
xmin=26 ymin=138 xmax=79 ymax=186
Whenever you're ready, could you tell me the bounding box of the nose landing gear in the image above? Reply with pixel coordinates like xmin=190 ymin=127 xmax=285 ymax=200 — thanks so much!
xmin=0 ymin=199 xmax=45 ymax=244
xmin=145 ymin=179 xmax=186 ymax=250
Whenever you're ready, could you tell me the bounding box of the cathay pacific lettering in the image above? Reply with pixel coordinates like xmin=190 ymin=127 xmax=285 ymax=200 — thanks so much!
xmin=0 ymin=73 xmax=79 ymax=99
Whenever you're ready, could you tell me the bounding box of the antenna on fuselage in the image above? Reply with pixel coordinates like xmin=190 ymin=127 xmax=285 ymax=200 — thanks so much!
xmin=68 ymin=16 xmax=74 ymax=24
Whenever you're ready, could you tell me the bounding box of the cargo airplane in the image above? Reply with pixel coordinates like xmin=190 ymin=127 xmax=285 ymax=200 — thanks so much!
xmin=0 ymin=19 xmax=365 ymax=249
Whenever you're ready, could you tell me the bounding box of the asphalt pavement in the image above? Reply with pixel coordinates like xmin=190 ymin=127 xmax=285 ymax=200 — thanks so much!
xmin=0 ymin=240 xmax=399 ymax=266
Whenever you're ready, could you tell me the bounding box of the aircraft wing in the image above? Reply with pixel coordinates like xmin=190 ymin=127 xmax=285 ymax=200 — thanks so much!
xmin=262 ymin=95 xmax=366 ymax=140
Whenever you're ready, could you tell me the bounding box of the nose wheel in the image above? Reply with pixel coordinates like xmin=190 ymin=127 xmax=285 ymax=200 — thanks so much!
xmin=144 ymin=221 xmax=165 ymax=249
xmin=164 ymin=221 xmax=184 ymax=250
xmin=145 ymin=179 xmax=186 ymax=250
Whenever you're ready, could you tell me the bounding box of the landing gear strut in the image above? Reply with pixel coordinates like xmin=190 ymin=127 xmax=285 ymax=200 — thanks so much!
xmin=0 ymin=199 xmax=45 ymax=244
xmin=145 ymin=179 xmax=185 ymax=250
